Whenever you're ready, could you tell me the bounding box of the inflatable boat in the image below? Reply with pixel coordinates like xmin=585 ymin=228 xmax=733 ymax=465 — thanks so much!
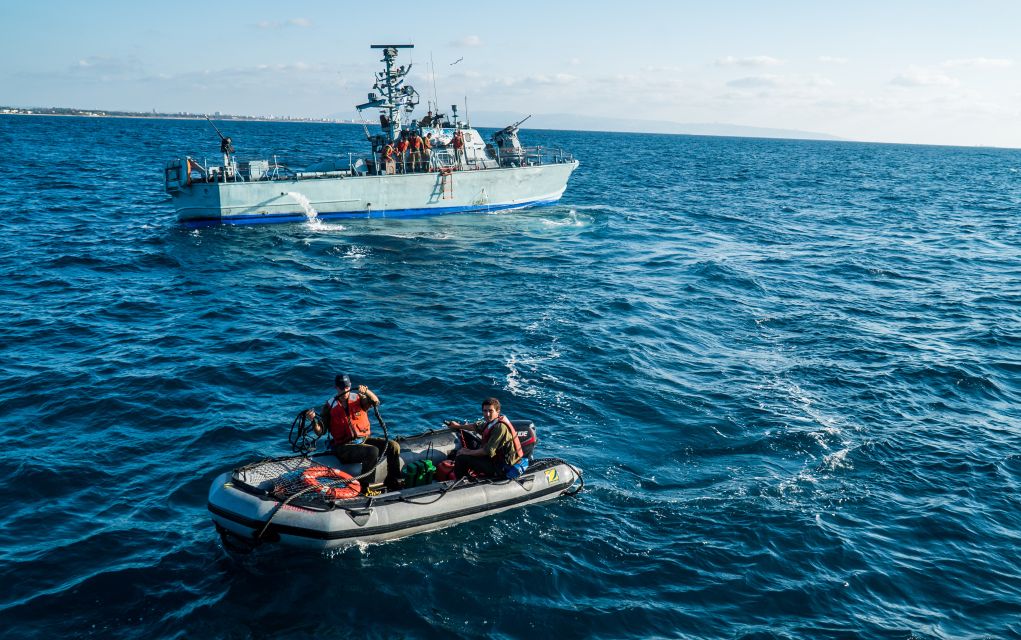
xmin=208 ymin=422 xmax=583 ymax=550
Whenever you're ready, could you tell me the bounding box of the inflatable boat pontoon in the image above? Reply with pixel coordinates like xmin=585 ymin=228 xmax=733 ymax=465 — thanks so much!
xmin=208 ymin=423 xmax=582 ymax=550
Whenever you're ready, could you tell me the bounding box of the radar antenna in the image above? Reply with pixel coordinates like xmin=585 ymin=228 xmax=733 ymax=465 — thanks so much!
xmin=356 ymin=45 xmax=420 ymax=142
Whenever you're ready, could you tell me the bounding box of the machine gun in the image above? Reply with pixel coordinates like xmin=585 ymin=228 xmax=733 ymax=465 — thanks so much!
xmin=205 ymin=116 xmax=234 ymax=155
xmin=492 ymin=114 xmax=532 ymax=152
xmin=205 ymin=116 xmax=235 ymax=177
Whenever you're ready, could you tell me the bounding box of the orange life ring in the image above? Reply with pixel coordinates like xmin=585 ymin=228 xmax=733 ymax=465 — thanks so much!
xmin=300 ymin=466 xmax=361 ymax=499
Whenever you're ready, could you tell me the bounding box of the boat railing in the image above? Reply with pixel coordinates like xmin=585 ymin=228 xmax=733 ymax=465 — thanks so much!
xmin=169 ymin=142 xmax=575 ymax=190
xmin=431 ymin=149 xmax=456 ymax=171
xmin=492 ymin=146 xmax=574 ymax=168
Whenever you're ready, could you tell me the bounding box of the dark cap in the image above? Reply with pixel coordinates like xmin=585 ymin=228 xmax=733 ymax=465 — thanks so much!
xmin=334 ymin=374 xmax=352 ymax=389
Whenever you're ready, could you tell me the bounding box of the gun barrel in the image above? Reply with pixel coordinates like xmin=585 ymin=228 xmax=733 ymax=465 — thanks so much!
xmin=205 ymin=115 xmax=226 ymax=141
xmin=513 ymin=114 xmax=532 ymax=129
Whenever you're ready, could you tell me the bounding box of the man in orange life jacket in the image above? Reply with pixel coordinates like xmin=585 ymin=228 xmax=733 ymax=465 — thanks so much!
xmin=445 ymin=397 xmax=525 ymax=479
xmin=409 ymin=131 xmax=423 ymax=172
xmin=383 ymin=141 xmax=396 ymax=175
xmin=452 ymin=129 xmax=465 ymax=168
xmin=422 ymin=133 xmax=432 ymax=171
xmin=308 ymin=374 xmax=401 ymax=491
xmin=396 ymin=132 xmax=410 ymax=173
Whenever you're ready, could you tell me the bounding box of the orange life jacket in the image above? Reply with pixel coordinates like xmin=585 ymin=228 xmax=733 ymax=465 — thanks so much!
xmin=328 ymin=392 xmax=371 ymax=443
xmin=384 ymin=144 xmax=395 ymax=159
xmin=481 ymin=415 xmax=523 ymax=462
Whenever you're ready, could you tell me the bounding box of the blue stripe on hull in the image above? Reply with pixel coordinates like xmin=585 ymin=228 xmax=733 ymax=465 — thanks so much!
xmin=180 ymin=197 xmax=564 ymax=228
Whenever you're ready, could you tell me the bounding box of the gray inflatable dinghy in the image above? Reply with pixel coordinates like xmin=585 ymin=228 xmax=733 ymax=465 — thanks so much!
xmin=208 ymin=423 xmax=582 ymax=550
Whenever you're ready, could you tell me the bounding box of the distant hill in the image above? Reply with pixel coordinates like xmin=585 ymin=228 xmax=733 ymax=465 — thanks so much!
xmin=464 ymin=111 xmax=842 ymax=141
xmin=332 ymin=109 xmax=841 ymax=141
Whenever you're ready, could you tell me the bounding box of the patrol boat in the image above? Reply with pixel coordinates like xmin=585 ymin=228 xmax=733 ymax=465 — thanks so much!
xmin=164 ymin=44 xmax=579 ymax=227
xmin=208 ymin=421 xmax=583 ymax=550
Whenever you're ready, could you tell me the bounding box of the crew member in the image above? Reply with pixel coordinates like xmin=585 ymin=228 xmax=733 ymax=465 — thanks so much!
xmin=445 ymin=397 xmax=524 ymax=479
xmin=396 ymin=132 xmax=410 ymax=174
xmin=452 ymin=130 xmax=465 ymax=169
xmin=308 ymin=374 xmax=401 ymax=492
xmin=384 ymin=141 xmax=396 ymax=175
xmin=422 ymin=133 xmax=433 ymax=172
xmin=410 ymin=132 xmax=423 ymax=172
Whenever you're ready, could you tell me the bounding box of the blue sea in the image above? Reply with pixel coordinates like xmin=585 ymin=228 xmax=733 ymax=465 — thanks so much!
xmin=1 ymin=115 xmax=1019 ymax=639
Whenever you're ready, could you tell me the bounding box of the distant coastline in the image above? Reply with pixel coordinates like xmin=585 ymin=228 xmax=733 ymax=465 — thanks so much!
xmin=0 ymin=106 xmax=356 ymax=124
xmin=3 ymin=105 xmax=844 ymax=142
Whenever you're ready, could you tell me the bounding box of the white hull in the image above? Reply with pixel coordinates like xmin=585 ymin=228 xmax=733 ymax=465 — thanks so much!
xmin=171 ymin=162 xmax=578 ymax=227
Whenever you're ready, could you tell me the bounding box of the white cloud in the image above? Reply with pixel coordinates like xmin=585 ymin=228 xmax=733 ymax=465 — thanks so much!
xmin=943 ymin=57 xmax=1013 ymax=69
xmin=716 ymin=55 xmax=781 ymax=67
xmin=256 ymin=18 xmax=312 ymax=29
xmin=727 ymin=75 xmax=780 ymax=89
xmin=69 ymin=55 xmax=145 ymax=79
xmin=484 ymin=73 xmax=578 ymax=89
xmin=724 ymin=74 xmax=831 ymax=90
xmin=452 ymin=35 xmax=483 ymax=47
xmin=818 ymin=56 xmax=848 ymax=64
xmin=890 ymin=66 xmax=960 ymax=88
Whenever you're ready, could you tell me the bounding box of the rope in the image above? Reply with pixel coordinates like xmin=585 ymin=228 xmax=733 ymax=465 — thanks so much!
xmin=254 ymin=481 xmax=327 ymax=543
xmin=288 ymin=410 xmax=323 ymax=456
xmin=398 ymin=476 xmax=470 ymax=505
xmin=346 ymin=404 xmax=391 ymax=488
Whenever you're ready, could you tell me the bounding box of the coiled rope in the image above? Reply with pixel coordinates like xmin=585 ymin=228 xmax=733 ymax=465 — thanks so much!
xmin=288 ymin=410 xmax=324 ymax=455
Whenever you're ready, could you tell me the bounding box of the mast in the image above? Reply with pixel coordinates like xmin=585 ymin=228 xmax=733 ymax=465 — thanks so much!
xmin=356 ymin=44 xmax=419 ymax=143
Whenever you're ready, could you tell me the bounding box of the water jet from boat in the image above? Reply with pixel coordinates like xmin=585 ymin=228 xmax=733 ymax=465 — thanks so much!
xmin=285 ymin=191 xmax=323 ymax=229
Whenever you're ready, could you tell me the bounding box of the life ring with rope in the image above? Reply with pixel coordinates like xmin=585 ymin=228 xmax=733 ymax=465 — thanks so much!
xmin=300 ymin=466 xmax=361 ymax=500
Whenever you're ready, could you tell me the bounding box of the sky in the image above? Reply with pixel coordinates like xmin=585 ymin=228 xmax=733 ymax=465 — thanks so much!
xmin=3 ymin=0 xmax=1021 ymax=147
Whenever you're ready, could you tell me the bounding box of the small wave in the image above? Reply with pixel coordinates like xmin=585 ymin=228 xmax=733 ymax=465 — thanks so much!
xmin=324 ymin=244 xmax=370 ymax=260
xmin=305 ymin=219 xmax=345 ymax=233
xmin=819 ymin=447 xmax=853 ymax=471
xmin=505 ymin=348 xmax=562 ymax=398
xmin=540 ymin=209 xmax=589 ymax=227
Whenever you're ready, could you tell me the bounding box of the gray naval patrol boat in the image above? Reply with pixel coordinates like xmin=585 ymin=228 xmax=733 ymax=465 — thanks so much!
xmin=164 ymin=44 xmax=579 ymax=227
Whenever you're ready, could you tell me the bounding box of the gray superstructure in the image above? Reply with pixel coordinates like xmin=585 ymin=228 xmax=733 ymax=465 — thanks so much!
xmin=164 ymin=45 xmax=578 ymax=227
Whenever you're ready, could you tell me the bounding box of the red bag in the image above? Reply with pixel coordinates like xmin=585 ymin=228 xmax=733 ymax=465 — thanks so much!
xmin=435 ymin=459 xmax=456 ymax=481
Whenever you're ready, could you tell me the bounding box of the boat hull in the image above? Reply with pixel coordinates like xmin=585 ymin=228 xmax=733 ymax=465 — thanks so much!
xmin=171 ymin=161 xmax=579 ymax=227
xmin=206 ymin=427 xmax=581 ymax=550
xmin=208 ymin=461 xmax=577 ymax=549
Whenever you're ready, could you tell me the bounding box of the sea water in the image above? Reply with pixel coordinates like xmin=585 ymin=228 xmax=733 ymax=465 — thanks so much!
xmin=0 ymin=115 xmax=1019 ymax=639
